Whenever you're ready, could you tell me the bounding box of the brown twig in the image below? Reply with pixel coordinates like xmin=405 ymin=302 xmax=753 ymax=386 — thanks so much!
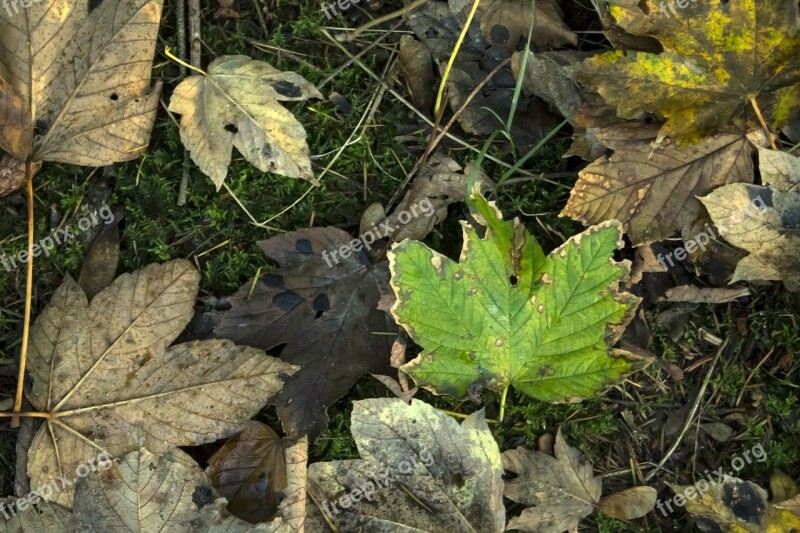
xmin=750 ymin=97 xmax=778 ymax=151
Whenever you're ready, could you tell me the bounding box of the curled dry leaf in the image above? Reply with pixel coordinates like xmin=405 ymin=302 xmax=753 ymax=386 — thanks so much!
xmin=389 ymin=185 xmax=641 ymax=402
xmin=307 ymin=398 xmax=505 ymax=532
xmin=169 ymin=56 xmax=323 ymax=189
xmin=562 ymin=128 xmax=755 ymax=245
xmin=399 ymin=35 xmax=435 ymax=113
xmin=0 ymin=0 xmax=162 ymax=164
xmin=205 ymin=421 xmax=308 ymax=525
xmin=25 ymin=260 xmax=298 ymax=508
xmin=700 ymin=148 xmax=800 ymax=289
xmin=503 ymin=429 xmax=656 ymax=532
xmin=215 ymin=228 xmax=394 ymax=440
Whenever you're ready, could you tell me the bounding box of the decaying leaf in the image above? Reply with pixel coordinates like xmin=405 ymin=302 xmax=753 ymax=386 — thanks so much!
xmin=475 ymin=0 xmax=577 ymax=52
xmin=368 ymin=153 xmax=493 ymax=245
xmin=399 ymin=35 xmax=435 ymax=113
xmin=25 ymin=260 xmax=298 ymax=508
xmin=0 ymin=0 xmax=162 ymax=163
xmin=576 ymin=0 xmax=800 ymax=144
xmin=0 ymin=155 xmax=41 ymax=197
xmin=307 ymin=398 xmax=505 ymax=532
xmin=700 ymin=148 xmax=800 ymax=289
xmin=406 ymin=0 xmax=562 ymax=145
xmin=389 ymin=185 xmax=641 ymax=402
xmin=169 ymin=56 xmax=323 ymax=189
xmin=78 ymin=213 xmax=121 ymax=300
xmin=672 ymin=473 xmax=800 ymax=532
xmin=206 ymin=420 xmax=307 ymax=524
xmin=73 ymin=446 xmax=303 ymax=532
xmin=503 ymin=429 xmax=656 ymax=532
xmin=215 ymin=228 xmax=394 ymax=440
xmin=0 ymin=497 xmax=80 ymax=531
xmin=562 ymin=128 xmax=755 ymax=245
xmin=511 ymin=50 xmax=586 ymax=121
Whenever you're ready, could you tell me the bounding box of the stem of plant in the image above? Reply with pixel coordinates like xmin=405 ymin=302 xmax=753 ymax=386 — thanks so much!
xmin=498 ymin=383 xmax=509 ymax=423
xmin=11 ymin=160 xmax=35 ymax=428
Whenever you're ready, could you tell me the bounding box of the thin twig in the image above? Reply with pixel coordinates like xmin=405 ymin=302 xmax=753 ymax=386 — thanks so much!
xmin=644 ymin=341 xmax=726 ymax=481
xmin=178 ymin=0 xmax=202 ymax=205
xmin=11 ymin=161 xmax=34 ymax=428
xmin=750 ymin=97 xmax=778 ymax=151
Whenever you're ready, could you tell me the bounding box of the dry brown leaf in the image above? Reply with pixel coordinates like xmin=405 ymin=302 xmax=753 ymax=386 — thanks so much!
xmin=562 ymin=130 xmax=754 ymax=245
xmin=73 ymin=446 xmax=304 ymax=532
xmin=169 ymin=56 xmax=322 ymax=189
xmin=375 ymin=153 xmax=493 ymax=243
xmin=503 ymin=429 xmax=655 ymax=532
xmin=206 ymin=421 xmax=307 ymax=525
xmin=399 ymin=35 xmax=435 ymax=113
xmin=511 ymin=50 xmax=586 ymax=121
xmin=77 ymin=213 xmax=121 ymax=300
xmin=0 ymin=0 xmax=162 ymax=164
xmin=663 ymin=286 xmax=750 ymax=304
xmin=0 ymin=497 xmax=80 ymax=531
xmin=25 ymin=260 xmax=298 ymax=508
xmin=0 ymin=155 xmax=41 ymax=197
xmin=476 ymin=0 xmax=577 ymax=51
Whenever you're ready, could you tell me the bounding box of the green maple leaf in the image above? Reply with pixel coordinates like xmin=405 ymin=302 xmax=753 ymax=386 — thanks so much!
xmin=576 ymin=0 xmax=800 ymax=144
xmin=388 ymin=187 xmax=641 ymax=411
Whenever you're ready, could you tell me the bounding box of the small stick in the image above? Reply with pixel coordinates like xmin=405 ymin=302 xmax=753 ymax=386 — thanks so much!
xmin=750 ymin=97 xmax=778 ymax=151
xmin=178 ymin=0 xmax=203 ymax=205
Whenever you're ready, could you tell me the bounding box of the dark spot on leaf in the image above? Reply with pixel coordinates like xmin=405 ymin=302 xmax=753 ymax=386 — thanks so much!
xmin=109 ymin=93 xmax=118 ymax=101
xmin=34 ymin=119 xmax=49 ymax=136
xmin=224 ymin=123 xmax=238 ymax=134
xmin=424 ymin=26 xmax=439 ymax=39
xmin=509 ymin=275 xmax=518 ymax=286
xmin=451 ymin=473 xmax=464 ymax=487
xmin=313 ymin=293 xmax=330 ymax=318
xmin=490 ymin=24 xmax=510 ymax=45
xmin=262 ymin=143 xmax=273 ymax=160
xmin=722 ymin=482 xmax=765 ymax=523
xmin=261 ymin=273 xmax=285 ymax=289
xmin=192 ymin=485 xmax=214 ymax=509
xmin=753 ymin=188 xmax=772 ymax=208
xmin=272 ymin=80 xmax=302 ymax=98
xmin=88 ymin=0 xmax=102 ymax=12
xmin=296 ymin=239 xmax=313 ymax=255
xmin=273 ymin=290 xmax=304 ymax=311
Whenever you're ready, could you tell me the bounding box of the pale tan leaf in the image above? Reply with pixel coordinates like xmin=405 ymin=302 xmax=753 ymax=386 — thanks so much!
xmin=307 ymin=398 xmax=505 ymax=532
xmin=0 ymin=498 xmax=80 ymax=532
xmin=758 ymin=147 xmax=800 ymax=191
xmin=562 ymin=132 xmax=754 ymax=245
xmin=25 ymin=260 xmax=298 ymax=508
xmin=700 ymin=182 xmax=800 ymax=286
xmin=0 ymin=0 xmax=162 ymax=164
xmin=597 ymin=486 xmax=657 ymax=520
xmin=168 ymin=56 xmax=323 ymax=189
xmin=73 ymin=447 xmax=298 ymax=532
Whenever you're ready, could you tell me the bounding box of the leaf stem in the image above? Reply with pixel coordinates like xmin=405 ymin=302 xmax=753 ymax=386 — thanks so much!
xmin=0 ymin=411 xmax=50 ymax=420
xmin=164 ymin=46 xmax=207 ymax=76
xmin=498 ymin=383 xmax=510 ymax=423
xmin=11 ymin=161 xmax=35 ymax=428
xmin=749 ymin=97 xmax=778 ymax=150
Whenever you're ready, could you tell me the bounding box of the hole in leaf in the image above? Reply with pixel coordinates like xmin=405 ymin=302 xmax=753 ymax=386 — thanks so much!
xmin=109 ymin=93 xmax=119 ymax=101
xmin=509 ymin=275 xmax=518 ymax=286
xmin=225 ymin=123 xmax=238 ymax=133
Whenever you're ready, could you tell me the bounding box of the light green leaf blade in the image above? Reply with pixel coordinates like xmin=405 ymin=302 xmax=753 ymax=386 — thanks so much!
xmin=389 ymin=188 xmax=640 ymax=401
